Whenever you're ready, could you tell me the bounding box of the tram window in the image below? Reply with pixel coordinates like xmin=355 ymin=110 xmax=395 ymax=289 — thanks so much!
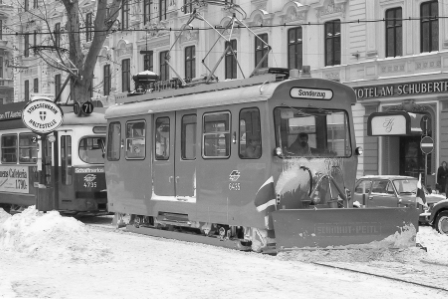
xmin=155 ymin=117 xmax=170 ymax=160
xmin=274 ymin=108 xmax=351 ymax=157
xmin=61 ymin=135 xmax=72 ymax=185
xmin=19 ymin=133 xmax=38 ymax=163
xmin=125 ymin=121 xmax=146 ymax=159
xmin=1 ymin=134 xmax=17 ymax=163
xmin=203 ymin=112 xmax=230 ymax=158
xmin=239 ymin=108 xmax=262 ymax=159
xmin=107 ymin=122 xmax=121 ymax=161
xmin=79 ymin=136 xmax=106 ymax=163
xmin=181 ymin=114 xmax=196 ymax=160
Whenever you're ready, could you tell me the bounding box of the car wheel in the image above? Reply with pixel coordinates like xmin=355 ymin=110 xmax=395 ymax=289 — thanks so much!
xmin=435 ymin=210 xmax=448 ymax=235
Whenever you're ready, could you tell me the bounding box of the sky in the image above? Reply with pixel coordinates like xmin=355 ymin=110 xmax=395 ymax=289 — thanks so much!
xmin=1 ymin=206 xmax=448 ymax=299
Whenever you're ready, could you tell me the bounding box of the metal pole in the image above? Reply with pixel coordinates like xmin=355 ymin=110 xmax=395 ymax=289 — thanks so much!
xmin=425 ymin=153 xmax=428 ymax=187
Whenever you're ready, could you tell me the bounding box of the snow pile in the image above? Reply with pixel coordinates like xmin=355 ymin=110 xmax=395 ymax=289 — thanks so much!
xmin=0 ymin=206 xmax=112 ymax=263
xmin=0 ymin=208 xmax=11 ymax=226
xmin=278 ymin=226 xmax=446 ymax=266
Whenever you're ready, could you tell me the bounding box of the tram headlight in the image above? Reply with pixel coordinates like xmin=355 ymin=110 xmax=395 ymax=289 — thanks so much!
xmin=275 ymin=147 xmax=283 ymax=157
xmin=355 ymin=147 xmax=363 ymax=156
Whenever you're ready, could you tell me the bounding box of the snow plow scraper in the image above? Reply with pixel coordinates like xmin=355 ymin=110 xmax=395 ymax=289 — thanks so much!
xmin=271 ymin=207 xmax=420 ymax=251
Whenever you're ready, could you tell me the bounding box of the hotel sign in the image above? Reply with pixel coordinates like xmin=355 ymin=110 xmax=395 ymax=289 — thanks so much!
xmin=367 ymin=111 xmax=424 ymax=136
xmin=354 ymin=79 xmax=448 ymax=100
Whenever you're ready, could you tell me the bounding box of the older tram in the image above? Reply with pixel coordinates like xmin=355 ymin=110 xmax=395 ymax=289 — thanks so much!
xmin=105 ymin=68 xmax=419 ymax=252
xmin=0 ymin=101 xmax=107 ymax=215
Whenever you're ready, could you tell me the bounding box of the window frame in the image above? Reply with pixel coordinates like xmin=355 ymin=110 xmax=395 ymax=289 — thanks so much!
xmin=24 ymin=80 xmax=29 ymax=102
xmin=144 ymin=51 xmax=153 ymax=71
xmin=107 ymin=122 xmax=121 ymax=161
xmin=55 ymin=74 xmax=61 ymax=98
xmin=288 ymin=27 xmax=303 ymax=70
xmin=122 ymin=0 xmax=129 ymax=30
xmin=324 ymin=19 xmax=341 ymax=66
xmin=104 ymin=64 xmax=111 ymax=96
xmin=202 ymin=111 xmax=231 ymax=159
xmin=181 ymin=114 xmax=197 ymax=160
xmin=34 ymin=78 xmax=38 ymax=93
xmin=185 ymin=45 xmax=196 ymax=81
xmin=155 ymin=116 xmax=170 ymax=160
xmin=143 ymin=0 xmax=151 ymax=24
xmin=60 ymin=135 xmax=72 ymax=185
xmin=24 ymin=33 xmax=30 ymax=58
xmin=125 ymin=120 xmax=146 ymax=160
xmin=19 ymin=132 xmax=38 ymax=164
xmin=385 ymin=7 xmax=402 ymax=58
xmin=1 ymin=134 xmax=18 ymax=163
xmin=254 ymin=33 xmax=269 ymax=69
xmin=420 ymin=0 xmax=439 ymax=53
xmin=225 ymin=39 xmax=237 ymax=79
xmin=86 ymin=12 xmax=93 ymax=42
xmin=239 ymin=107 xmax=262 ymax=159
xmin=159 ymin=0 xmax=167 ymax=21
xmin=159 ymin=51 xmax=169 ymax=82
xmin=54 ymin=23 xmax=60 ymax=49
xmin=122 ymin=58 xmax=130 ymax=92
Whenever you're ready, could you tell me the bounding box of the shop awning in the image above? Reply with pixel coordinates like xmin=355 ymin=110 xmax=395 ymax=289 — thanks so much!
xmin=367 ymin=111 xmax=426 ymax=136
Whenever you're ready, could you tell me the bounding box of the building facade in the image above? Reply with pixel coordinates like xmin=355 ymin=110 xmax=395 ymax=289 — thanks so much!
xmin=0 ymin=2 xmax=14 ymax=104
xmin=9 ymin=0 xmax=448 ymax=187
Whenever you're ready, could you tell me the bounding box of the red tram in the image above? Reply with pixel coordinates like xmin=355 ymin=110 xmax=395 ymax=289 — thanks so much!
xmin=0 ymin=100 xmax=108 ymax=215
xmin=105 ymin=69 xmax=419 ymax=252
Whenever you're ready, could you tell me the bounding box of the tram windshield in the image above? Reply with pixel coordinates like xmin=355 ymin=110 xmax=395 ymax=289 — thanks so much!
xmin=274 ymin=107 xmax=351 ymax=157
xmin=79 ymin=136 xmax=106 ymax=164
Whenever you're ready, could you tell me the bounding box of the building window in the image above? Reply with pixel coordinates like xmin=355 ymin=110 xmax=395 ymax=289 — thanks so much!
xmin=0 ymin=20 xmax=2 ymax=40
xmin=385 ymin=8 xmax=402 ymax=58
xmin=225 ymin=40 xmax=237 ymax=79
xmin=34 ymin=78 xmax=38 ymax=93
xmin=60 ymin=135 xmax=72 ymax=185
xmin=159 ymin=0 xmax=167 ymax=21
xmin=143 ymin=0 xmax=151 ymax=24
xmin=184 ymin=0 xmax=193 ymax=14
xmin=33 ymin=0 xmax=38 ymax=9
xmin=325 ymin=20 xmax=341 ymax=66
xmin=421 ymin=1 xmax=438 ymax=53
xmin=24 ymin=33 xmax=29 ymax=57
xmin=33 ymin=30 xmax=37 ymax=54
xmin=255 ymin=33 xmax=269 ymax=68
xmin=86 ymin=12 xmax=93 ymax=42
xmin=185 ymin=46 xmax=195 ymax=81
xmin=54 ymin=23 xmax=60 ymax=49
xmin=159 ymin=51 xmax=169 ymax=81
xmin=55 ymin=74 xmax=61 ymax=98
xmin=24 ymin=80 xmax=29 ymax=102
xmin=143 ymin=51 xmax=153 ymax=71
xmin=288 ymin=27 xmax=303 ymax=70
xmin=122 ymin=0 xmax=129 ymax=30
xmin=122 ymin=59 xmax=130 ymax=92
xmin=104 ymin=64 xmax=111 ymax=96
xmin=0 ymin=57 xmax=3 ymax=78
xmin=24 ymin=0 xmax=29 ymax=11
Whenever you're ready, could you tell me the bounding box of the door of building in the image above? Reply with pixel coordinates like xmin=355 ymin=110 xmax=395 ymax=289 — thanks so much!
xmin=400 ymin=136 xmax=431 ymax=180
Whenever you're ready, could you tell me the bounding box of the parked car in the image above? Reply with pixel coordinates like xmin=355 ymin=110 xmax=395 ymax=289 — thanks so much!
xmin=426 ymin=199 xmax=448 ymax=235
xmin=352 ymin=175 xmax=445 ymax=226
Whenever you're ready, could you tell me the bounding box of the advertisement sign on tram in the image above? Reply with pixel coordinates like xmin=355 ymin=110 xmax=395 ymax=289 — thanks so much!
xmin=0 ymin=165 xmax=30 ymax=194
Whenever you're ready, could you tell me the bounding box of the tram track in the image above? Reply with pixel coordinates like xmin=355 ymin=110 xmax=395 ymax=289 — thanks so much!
xmin=83 ymin=219 xmax=448 ymax=294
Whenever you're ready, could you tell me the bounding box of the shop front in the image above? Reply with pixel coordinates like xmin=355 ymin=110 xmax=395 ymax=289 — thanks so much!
xmin=352 ymin=79 xmax=447 ymax=189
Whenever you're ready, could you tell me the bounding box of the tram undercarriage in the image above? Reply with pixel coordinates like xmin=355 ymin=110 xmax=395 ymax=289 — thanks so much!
xmin=114 ymin=213 xmax=277 ymax=254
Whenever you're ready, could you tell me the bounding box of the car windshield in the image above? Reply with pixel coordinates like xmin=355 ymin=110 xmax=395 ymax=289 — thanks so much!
xmin=274 ymin=107 xmax=351 ymax=157
xmin=393 ymin=179 xmax=418 ymax=194
xmin=79 ymin=136 xmax=106 ymax=164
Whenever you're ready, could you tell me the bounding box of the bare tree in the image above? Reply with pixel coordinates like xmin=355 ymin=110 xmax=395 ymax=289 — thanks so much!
xmin=11 ymin=0 xmax=123 ymax=110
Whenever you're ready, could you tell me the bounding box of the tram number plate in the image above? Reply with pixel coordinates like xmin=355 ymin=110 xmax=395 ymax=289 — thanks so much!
xmin=229 ymin=182 xmax=240 ymax=191
xmin=84 ymin=182 xmax=97 ymax=188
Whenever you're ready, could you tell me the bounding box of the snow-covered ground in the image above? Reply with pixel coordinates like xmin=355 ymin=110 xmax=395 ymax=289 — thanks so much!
xmin=1 ymin=207 xmax=448 ymax=299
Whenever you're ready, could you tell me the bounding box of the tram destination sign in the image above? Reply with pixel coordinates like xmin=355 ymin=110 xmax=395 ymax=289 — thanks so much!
xmin=22 ymin=99 xmax=64 ymax=134
xmin=354 ymin=79 xmax=448 ymax=100
xmin=290 ymin=87 xmax=333 ymax=100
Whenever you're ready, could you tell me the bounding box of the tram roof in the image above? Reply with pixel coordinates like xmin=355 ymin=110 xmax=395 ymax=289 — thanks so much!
xmin=61 ymin=108 xmax=106 ymax=125
xmin=105 ymin=76 xmax=356 ymax=119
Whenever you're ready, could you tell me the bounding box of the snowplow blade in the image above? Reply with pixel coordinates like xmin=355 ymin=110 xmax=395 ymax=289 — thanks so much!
xmin=272 ymin=208 xmax=420 ymax=251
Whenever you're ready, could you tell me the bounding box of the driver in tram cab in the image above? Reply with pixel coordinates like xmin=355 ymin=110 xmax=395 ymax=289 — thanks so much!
xmin=287 ymin=132 xmax=316 ymax=156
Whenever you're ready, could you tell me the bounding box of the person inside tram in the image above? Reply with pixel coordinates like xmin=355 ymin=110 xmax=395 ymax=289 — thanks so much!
xmin=245 ymin=137 xmax=261 ymax=158
xmin=287 ymin=132 xmax=316 ymax=156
